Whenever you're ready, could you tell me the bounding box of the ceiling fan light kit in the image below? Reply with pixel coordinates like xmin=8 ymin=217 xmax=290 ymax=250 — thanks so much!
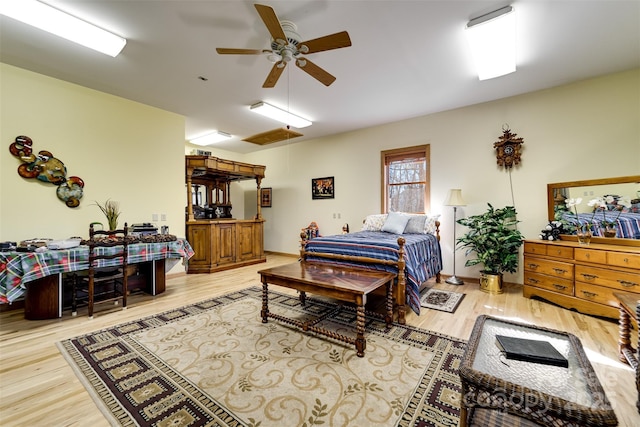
xmin=189 ymin=131 xmax=232 ymax=146
xmin=216 ymin=4 xmax=351 ymax=88
xmin=465 ymin=5 xmax=516 ymax=80
xmin=0 ymin=0 xmax=126 ymax=57
xmin=250 ymin=102 xmax=312 ymax=128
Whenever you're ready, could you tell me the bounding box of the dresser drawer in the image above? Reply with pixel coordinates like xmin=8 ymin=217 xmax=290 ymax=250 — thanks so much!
xmin=524 ymin=242 xmax=546 ymax=256
xmin=575 ymin=282 xmax=622 ymax=307
xmin=575 ymin=265 xmax=640 ymax=291
xmin=607 ymin=251 xmax=640 ymax=269
xmin=524 ymin=272 xmax=573 ymax=295
xmin=575 ymin=248 xmax=607 ymax=264
xmin=544 ymin=245 xmax=574 ymax=259
xmin=524 ymin=242 xmax=573 ymax=259
xmin=523 ymin=257 xmax=574 ymax=279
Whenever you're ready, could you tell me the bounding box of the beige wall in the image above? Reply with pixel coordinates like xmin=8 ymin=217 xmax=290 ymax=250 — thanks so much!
xmin=2 ymin=63 xmax=639 ymax=285
xmin=1 ymin=63 xmax=186 ymax=246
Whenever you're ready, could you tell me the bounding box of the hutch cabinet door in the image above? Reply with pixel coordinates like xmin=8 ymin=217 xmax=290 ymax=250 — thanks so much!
xmin=215 ymin=222 xmax=236 ymax=265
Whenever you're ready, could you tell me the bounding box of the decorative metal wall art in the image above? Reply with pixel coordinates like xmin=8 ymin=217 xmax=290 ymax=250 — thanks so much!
xmin=9 ymin=135 xmax=85 ymax=208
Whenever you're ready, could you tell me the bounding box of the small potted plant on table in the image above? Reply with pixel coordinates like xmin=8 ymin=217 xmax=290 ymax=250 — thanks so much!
xmin=456 ymin=204 xmax=524 ymax=294
xmin=95 ymin=199 xmax=121 ymax=231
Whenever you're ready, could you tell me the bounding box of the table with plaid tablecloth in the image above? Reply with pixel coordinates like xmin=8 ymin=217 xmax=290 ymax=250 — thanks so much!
xmin=0 ymin=239 xmax=195 ymax=306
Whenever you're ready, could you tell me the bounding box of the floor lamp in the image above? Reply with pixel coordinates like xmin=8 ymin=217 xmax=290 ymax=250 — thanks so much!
xmin=444 ymin=189 xmax=466 ymax=285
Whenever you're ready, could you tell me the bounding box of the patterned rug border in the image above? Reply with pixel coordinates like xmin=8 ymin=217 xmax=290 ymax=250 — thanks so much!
xmin=57 ymin=286 xmax=467 ymax=427
xmin=420 ymin=288 xmax=465 ymax=313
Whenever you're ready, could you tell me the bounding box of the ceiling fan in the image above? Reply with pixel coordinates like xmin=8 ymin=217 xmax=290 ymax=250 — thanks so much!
xmin=216 ymin=4 xmax=352 ymax=88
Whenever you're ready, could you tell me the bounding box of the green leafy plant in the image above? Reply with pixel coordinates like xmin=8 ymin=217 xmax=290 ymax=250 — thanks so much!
xmin=456 ymin=204 xmax=524 ymax=275
xmin=94 ymin=199 xmax=121 ymax=231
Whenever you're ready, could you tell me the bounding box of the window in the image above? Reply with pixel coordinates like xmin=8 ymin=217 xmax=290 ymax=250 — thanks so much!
xmin=381 ymin=145 xmax=430 ymax=213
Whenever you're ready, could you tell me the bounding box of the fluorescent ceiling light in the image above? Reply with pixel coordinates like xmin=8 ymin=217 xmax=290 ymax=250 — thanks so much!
xmin=250 ymin=102 xmax=312 ymax=129
xmin=189 ymin=131 xmax=232 ymax=146
xmin=0 ymin=0 xmax=126 ymax=57
xmin=465 ymin=6 xmax=516 ymax=80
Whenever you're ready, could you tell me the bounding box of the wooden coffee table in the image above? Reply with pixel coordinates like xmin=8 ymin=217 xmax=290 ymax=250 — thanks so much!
xmin=258 ymin=262 xmax=395 ymax=357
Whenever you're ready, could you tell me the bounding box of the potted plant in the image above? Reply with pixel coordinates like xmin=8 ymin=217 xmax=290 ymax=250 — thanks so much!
xmin=456 ymin=203 xmax=524 ymax=294
xmin=94 ymin=199 xmax=121 ymax=231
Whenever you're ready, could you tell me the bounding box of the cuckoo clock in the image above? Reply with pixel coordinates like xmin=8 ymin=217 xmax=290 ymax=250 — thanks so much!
xmin=493 ymin=126 xmax=524 ymax=169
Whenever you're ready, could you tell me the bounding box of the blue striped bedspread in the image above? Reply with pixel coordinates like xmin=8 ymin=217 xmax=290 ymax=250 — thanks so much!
xmin=564 ymin=212 xmax=640 ymax=239
xmin=303 ymin=231 xmax=443 ymax=315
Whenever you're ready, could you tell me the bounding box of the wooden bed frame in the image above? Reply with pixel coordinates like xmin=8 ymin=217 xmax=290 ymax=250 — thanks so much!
xmin=299 ymin=221 xmax=441 ymax=324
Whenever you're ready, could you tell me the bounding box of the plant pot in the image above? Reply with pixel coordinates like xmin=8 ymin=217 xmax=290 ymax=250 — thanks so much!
xmin=603 ymin=226 xmax=617 ymax=238
xmin=576 ymin=227 xmax=592 ymax=245
xmin=479 ymin=271 xmax=503 ymax=294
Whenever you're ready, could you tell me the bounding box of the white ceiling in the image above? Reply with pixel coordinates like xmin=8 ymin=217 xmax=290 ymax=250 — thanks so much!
xmin=1 ymin=1 xmax=639 ymax=154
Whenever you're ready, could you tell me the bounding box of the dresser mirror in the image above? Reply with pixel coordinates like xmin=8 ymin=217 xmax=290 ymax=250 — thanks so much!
xmin=547 ymin=175 xmax=640 ymax=246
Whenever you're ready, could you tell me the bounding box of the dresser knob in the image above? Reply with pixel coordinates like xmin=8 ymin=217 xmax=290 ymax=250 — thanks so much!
xmin=527 ymin=278 xmax=539 ymax=284
xmin=581 ymin=274 xmax=597 ymax=281
xmin=553 ymin=284 xmax=567 ymax=290
xmin=527 ymin=263 xmax=539 ymax=270
xmin=623 ymin=258 xmax=629 ymax=264
xmin=582 ymin=291 xmax=597 ymax=298
xmin=553 ymin=268 xmax=568 ymax=275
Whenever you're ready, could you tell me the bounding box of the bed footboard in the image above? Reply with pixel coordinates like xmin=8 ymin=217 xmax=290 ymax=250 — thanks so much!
xmin=299 ymin=235 xmax=409 ymax=324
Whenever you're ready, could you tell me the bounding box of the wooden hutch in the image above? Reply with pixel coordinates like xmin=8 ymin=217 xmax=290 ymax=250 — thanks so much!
xmin=185 ymin=155 xmax=266 ymax=273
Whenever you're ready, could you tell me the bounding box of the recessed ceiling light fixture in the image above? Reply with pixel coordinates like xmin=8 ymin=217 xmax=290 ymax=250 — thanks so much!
xmin=465 ymin=5 xmax=516 ymax=80
xmin=189 ymin=131 xmax=232 ymax=146
xmin=0 ymin=0 xmax=127 ymax=57
xmin=250 ymin=102 xmax=312 ymax=128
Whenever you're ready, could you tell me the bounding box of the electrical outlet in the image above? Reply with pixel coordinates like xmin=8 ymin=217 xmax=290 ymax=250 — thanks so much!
xmin=161 ymin=213 xmax=167 ymax=221
xmin=152 ymin=213 xmax=159 ymax=221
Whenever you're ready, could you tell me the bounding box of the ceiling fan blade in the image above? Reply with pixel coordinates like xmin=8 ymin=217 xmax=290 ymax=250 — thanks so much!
xmin=299 ymin=31 xmax=352 ymax=54
xmin=216 ymin=48 xmax=265 ymax=55
xmin=296 ymin=59 xmax=336 ymax=86
xmin=263 ymin=62 xmax=286 ymax=88
xmin=255 ymin=4 xmax=287 ymax=44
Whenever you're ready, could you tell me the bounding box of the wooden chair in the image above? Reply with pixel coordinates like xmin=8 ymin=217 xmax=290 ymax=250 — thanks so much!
xmin=72 ymin=223 xmax=129 ymax=318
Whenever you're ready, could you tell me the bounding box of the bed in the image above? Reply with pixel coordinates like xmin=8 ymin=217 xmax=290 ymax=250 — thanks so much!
xmin=564 ymin=212 xmax=640 ymax=239
xmin=299 ymin=213 xmax=443 ymax=324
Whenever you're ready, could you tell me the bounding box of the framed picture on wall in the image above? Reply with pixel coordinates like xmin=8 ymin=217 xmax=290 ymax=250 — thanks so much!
xmin=260 ymin=187 xmax=272 ymax=207
xmin=312 ymin=177 xmax=334 ymax=200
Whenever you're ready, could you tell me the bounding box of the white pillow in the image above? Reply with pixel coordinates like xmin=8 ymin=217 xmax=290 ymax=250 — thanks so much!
xmin=381 ymin=212 xmax=410 ymax=234
xmin=404 ymin=215 xmax=427 ymax=234
xmin=362 ymin=214 xmax=388 ymax=231
xmin=424 ymin=214 xmax=440 ymax=235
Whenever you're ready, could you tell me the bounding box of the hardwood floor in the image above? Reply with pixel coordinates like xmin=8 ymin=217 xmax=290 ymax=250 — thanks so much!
xmin=1 ymin=253 xmax=638 ymax=426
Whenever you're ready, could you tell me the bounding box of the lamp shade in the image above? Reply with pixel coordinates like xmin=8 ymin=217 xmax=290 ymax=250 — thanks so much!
xmin=445 ymin=189 xmax=466 ymax=206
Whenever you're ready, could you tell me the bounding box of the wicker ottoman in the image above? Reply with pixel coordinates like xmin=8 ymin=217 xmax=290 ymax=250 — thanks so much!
xmin=459 ymin=315 xmax=618 ymax=426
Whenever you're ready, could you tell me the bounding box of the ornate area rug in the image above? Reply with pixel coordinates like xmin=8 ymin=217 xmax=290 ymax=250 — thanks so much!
xmin=420 ymin=288 xmax=465 ymax=313
xmin=58 ymin=287 xmax=466 ymax=427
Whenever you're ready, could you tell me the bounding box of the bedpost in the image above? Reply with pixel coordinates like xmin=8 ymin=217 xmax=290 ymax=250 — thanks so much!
xmin=434 ymin=220 xmax=442 ymax=283
xmin=299 ymin=231 xmax=308 ymax=261
xmin=396 ymin=237 xmax=407 ymax=325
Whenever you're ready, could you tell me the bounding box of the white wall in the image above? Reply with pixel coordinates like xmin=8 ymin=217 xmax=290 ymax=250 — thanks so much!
xmin=240 ymin=69 xmax=640 ymax=284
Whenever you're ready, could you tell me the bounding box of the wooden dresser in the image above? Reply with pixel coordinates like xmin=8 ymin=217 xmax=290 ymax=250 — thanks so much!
xmin=523 ymin=239 xmax=640 ymax=319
